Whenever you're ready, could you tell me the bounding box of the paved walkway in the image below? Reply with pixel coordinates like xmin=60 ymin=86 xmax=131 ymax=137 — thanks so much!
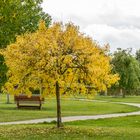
xmin=0 ymin=101 xmax=140 ymax=125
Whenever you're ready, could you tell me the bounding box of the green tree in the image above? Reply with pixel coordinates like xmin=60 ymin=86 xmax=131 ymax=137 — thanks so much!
xmin=0 ymin=0 xmax=51 ymax=102
xmin=0 ymin=0 xmax=51 ymax=47
xmin=0 ymin=55 xmax=8 ymax=89
xmin=112 ymin=48 xmax=140 ymax=97
xmin=136 ymin=49 xmax=140 ymax=63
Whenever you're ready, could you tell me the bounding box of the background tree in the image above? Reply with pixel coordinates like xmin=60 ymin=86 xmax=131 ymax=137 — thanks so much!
xmin=0 ymin=55 xmax=8 ymax=102
xmin=0 ymin=0 xmax=51 ymax=47
xmin=136 ymin=49 xmax=140 ymax=63
xmin=0 ymin=0 xmax=51 ymax=103
xmin=112 ymin=48 xmax=140 ymax=97
xmin=2 ymin=21 xmax=119 ymax=127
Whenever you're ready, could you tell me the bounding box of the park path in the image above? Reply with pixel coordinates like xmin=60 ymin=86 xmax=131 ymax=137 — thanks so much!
xmin=0 ymin=100 xmax=140 ymax=125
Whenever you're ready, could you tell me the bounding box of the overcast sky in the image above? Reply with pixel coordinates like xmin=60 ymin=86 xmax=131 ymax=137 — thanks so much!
xmin=42 ymin=0 xmax=140 ymax=53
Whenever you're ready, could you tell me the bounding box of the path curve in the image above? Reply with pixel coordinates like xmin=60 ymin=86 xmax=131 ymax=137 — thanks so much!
xmin=0 ymin=100 xmax=140 ymax=125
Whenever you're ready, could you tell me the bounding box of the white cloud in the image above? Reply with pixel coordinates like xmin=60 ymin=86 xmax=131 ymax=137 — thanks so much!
xmin=83 ymin=24 xmax=140 ymax=52
xmin=42 ymin=0 xmax=140 ymax=52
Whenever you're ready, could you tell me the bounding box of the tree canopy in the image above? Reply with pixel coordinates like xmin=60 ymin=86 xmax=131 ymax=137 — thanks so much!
xmin=0 ymin=0 xmax=51 ymax=48
xmin=112 ymin=49 xmax=140 ymax=97
xmin=1 ymin=21 xmax=119 ymax=97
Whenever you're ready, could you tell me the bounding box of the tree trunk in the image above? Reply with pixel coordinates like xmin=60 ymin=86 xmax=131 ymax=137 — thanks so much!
xmin=56 ymin=81 xmax=62 ymax=128
xmin=120 ymin=88 xmax=125 ymax=98
xmin=6 ymin=94 xmax=10 ymax=104
xmin=122 ymin=92 xmax=126 ymax=98
xmin=105 ymin=89 xmax=107 ymax=96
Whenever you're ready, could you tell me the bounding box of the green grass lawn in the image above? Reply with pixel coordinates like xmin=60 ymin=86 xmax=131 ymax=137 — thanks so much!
xmin=0 ymin=94 xmax=140 ymax=139
xmin=94 ymin=95 xmax=140 ymax=103
xmin=65 ymin=115 xmax=140 ymax=128
xmin=0 ymin=115 xmax=140 ymax=140
xmin=0 ymin=94 xmax=139 ymax=122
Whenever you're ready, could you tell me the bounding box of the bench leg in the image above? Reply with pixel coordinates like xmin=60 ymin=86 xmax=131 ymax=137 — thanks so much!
xmin=39 ymin=105 xmax=41 ymax=110
xmin=17 ymin=101 xmax=19 ymax=109
xmin=39 ymin=101 xmax=42 ymax=110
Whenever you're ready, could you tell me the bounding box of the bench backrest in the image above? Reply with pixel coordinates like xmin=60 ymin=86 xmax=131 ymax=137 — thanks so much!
xmin=14 ymin=95 xmax=44 ymax=102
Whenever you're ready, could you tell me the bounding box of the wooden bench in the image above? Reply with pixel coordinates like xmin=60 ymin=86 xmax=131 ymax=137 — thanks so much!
xmin=14 ymin=95 xmax=44 ymax=109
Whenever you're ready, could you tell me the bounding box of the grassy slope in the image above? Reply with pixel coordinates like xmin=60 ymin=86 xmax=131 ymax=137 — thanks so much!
xmin=0 ymin=96 xmax=139 ymax=122
xmin=0 ymin=115 xmax=140 ymax=140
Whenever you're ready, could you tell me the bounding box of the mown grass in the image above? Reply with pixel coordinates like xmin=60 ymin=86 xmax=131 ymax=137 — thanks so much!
xmin=0 ymin=115 xmax=140 ymax=140
xmin=65 ymin=115 xmax=140 ymax=128
xmin=94 ymin=95 xmax=140 ymax=103
xmin=0 ymin=94 xmax=139 ymax=122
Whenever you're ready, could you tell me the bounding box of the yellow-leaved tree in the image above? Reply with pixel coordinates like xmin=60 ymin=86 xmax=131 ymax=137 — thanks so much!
xmin=1 ymin=20 xmax=119 ymax=127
